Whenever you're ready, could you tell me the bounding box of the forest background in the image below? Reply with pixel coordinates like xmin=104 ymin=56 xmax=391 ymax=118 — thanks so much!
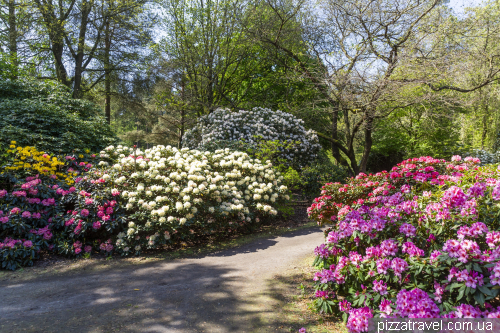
xmin=1 ymin=0 xmax=499 ymax=176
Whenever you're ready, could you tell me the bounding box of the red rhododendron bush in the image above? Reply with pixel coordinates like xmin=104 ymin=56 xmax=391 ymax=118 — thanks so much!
xmin=307 ymin=156 xmax=500 ymax=333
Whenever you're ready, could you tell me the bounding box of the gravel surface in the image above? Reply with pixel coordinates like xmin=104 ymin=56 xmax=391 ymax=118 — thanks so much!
xmin=0 ymin=226 xmax=324 ymax=333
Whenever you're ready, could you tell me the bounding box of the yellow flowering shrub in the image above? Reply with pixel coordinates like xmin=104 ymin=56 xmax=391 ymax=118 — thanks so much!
xmin=3 ymin=142 xmax=76 ymax=184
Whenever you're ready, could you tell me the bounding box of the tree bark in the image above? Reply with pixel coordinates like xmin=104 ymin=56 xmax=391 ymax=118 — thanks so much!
xmin=331 ymin=104 xmax=340 ymax=163
xmin=8 ymin=0 xmax=18 ymax=79
xmin=72 ymin=0 xmax=92 ymax=98
xmin=104 ymin=13 xmax=111 ymax=124
xmin=359 ymin=115 xmax=374 ymax=173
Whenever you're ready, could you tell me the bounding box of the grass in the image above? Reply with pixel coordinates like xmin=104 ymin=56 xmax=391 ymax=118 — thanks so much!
xmin=264 ymin=255 xmax=348 ymax=333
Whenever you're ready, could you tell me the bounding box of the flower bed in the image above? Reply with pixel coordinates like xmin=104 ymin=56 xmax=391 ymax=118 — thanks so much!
xmin=308 ymin=156 xmax=500 ymax=332
xmin=0 ymin=143 xmax=290 ymax=269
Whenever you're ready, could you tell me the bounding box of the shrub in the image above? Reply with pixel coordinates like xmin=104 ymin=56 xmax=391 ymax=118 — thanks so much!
xmin=182 ymin=107 xmax=321 ymax=168
xmin=299 ymin=150 xmax=349 ymax=198
xmin=0 ymin=143 xmax=100 ymax=269
xmin=308 ymin=155 xmax=500 ymax=332
xmin=78 ymin=144 xmax=290 ymax=255
xmin=0 ymin=79 xmax=117 ymax=155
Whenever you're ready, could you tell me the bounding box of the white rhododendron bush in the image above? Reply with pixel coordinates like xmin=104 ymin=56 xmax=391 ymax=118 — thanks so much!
xmin=71 ymin=144 xmax=290 ymax=255
xmin=182 ymin=107 xmax=321 ymax=168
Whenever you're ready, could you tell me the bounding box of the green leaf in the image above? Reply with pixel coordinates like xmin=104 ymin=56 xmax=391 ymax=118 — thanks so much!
xmin=474 ymin=290 xmax=485 ymax=307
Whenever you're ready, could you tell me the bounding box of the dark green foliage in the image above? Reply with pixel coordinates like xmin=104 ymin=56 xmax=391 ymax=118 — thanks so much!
xmin=298 ymin=150 xmax=349 ymax=198
xmin=0 ymin=79 xmax=118 ymax=155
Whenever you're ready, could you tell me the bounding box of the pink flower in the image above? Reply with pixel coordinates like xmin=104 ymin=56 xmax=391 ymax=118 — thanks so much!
xmin=379 ymin=299 xmax=392 ymax=316
xmin=85 ymin=198 xmax=93 ymax=205
xmin=74 ymin=248 xmax=82 ymax=254
xmin=23 ymin=240 xmax=33 ymax=248
xmin=0 ymin=189 xmax=7 ymax=197
xmin=10 ymin=207 xmax=21 ymax=214
xmin=92 ymin=221 xmax=101 ymax=230
xmin=21 ymin=211 xmax=31 ymax=218
xmin=346 ymin=307 xmax=373 ymax=333
xmin=84 ymin=245 xmax=92 ymax=253
xmin=80 ymin=209 xmax=89 ymax=217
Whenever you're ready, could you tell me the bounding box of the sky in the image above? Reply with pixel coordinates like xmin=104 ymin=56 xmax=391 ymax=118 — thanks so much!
xmin=448 ymin=0 xmax=486 ymax=15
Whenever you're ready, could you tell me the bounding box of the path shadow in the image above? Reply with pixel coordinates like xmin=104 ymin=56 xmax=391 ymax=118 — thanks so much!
xmin=208 ymin=226 xmax=323 ymax=258
xmin=0 ymin=260 xmax=277 ymax=333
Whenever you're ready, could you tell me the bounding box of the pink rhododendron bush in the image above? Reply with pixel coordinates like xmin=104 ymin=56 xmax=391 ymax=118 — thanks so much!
xmin=307 ymin=156 xmax=500 ymax=333
xmin=0 ymin=144 xmax=111 ymax=270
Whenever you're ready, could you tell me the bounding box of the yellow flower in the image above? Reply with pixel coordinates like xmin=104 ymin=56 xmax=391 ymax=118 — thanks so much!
xmin=79 ymin=154 xmax=84 ymax=159
xmin=10 ymin=141 xmax=16 ymax=144
xmin=9 ymin=145 xmax=15 ymax=149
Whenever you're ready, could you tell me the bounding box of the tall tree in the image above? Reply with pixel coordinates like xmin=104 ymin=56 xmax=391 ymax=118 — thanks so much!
xmin=32 ymin=0 xmax=152 ymax=98
xmin=247 ymin=0 xmax=500 ymax=174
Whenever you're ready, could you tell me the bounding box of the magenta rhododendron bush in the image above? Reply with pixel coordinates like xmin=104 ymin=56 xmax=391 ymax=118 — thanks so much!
xmin=308 ymin=156 xmax=500 ymax=333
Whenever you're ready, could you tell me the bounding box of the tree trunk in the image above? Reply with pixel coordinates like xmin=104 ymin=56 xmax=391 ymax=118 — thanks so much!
xmin=331 ymin=105 xmax=340 ymax=163
xmin=359 ymin=116 xmax=374 ymax=173
xmin=104 ymin=16 xmax=111 ymax=124
xmin=72 ymin=0 xmax=92 ymax=98
xmin=481 ymin=102 xmax=489 ymax=149
xmin=8 ymin=0 xmax=18 ymax=79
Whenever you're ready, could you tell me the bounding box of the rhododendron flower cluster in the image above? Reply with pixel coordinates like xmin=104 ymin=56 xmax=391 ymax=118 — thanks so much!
xmin=309 ymin=156 xmax=500 ymax=332
xmin=182 ymin=108 xmax=321 ymax=168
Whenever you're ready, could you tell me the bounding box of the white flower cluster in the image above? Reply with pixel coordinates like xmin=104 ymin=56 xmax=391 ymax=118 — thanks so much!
xmin=182 ymin=107 xmax=321 ymax=167
xmin=98 ymin=144 xmax=289 ymax=249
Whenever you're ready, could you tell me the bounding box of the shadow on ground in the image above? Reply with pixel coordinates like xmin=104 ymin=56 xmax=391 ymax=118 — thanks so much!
xmin=209 ymin=226 xmax=321 ymax=258
xmin=0 ymin=226 xmax=326 ymax=333
xmin=2 ymin=262 xmax=265 ymax=332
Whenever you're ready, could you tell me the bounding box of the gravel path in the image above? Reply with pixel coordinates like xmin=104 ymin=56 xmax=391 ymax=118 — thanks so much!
xmin=0 ymin=226 xmax=324 ymax=333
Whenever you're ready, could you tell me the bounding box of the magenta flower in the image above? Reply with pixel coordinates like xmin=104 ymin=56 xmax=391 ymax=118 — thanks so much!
xmin=92 ymin=221 xmax=101 ymax=230
xmin=21 ymin=211 xmax=32 ymax=219
xmin=80 ymin=209 xmax=89 ymax=217
xmin=84 ymin=245 xmax=92 ymax=253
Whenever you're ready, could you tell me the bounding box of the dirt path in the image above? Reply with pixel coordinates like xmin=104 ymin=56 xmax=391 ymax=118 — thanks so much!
xmin=0 ymin=226 xmax=324 ymax=333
